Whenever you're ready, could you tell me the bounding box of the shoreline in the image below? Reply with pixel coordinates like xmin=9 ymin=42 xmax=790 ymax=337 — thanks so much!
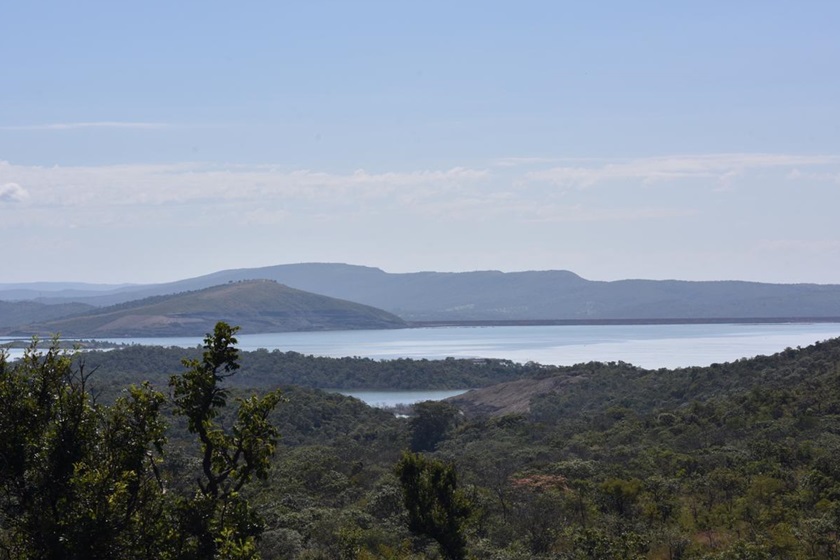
xmin=406 ymin=316 xmax=840 ymax=328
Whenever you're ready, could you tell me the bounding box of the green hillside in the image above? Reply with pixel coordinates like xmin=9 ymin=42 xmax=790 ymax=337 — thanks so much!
xmin=10 ymin=280 xmax=406 ymax=336
xmin=0 ymin=300 xmax=94 ymax=330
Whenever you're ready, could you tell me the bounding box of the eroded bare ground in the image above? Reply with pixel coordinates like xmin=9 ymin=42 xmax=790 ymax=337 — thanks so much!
xmin=447 ymin=373 xmax=585 ymax=417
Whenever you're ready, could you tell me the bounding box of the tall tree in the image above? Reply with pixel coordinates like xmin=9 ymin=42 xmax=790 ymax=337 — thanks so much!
xmin=395 ymin=451 xmax=471 ymax=560
xmin=170 ymin=322 xmax=283 ymax=559
xmin=409 ymin=400 xmax=461 ymax=452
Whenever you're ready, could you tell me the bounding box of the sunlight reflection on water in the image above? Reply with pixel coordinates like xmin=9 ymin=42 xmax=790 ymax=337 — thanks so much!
xmin=5 ymin=323 xmax=840 ymax=370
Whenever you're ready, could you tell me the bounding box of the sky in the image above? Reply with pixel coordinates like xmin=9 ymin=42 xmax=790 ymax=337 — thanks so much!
xmin=2 ymin=1 xmax=840 ymax=285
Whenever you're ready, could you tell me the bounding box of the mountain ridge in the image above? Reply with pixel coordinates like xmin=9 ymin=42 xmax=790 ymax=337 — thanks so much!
xmin=2 ymin=263 xmax=840 ymax=323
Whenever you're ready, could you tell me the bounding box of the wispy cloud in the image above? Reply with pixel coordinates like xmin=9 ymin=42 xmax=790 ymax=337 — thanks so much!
xmin=0 ymin=121 xmax=170 ymax=131
xmin=0 ymin=161 xmax=490 ymax=209
xmin=526 ymin=153 xmax=840 ymax=188
xmin=0 ymin=183 xmax=28 ymax=202
xmin=3 ymin=153 xmax=838 ymax=232
xmin=524 ymin=204 xmax=697 ymax=223
xmin=787 ymin=168 xmax=840 ymax=184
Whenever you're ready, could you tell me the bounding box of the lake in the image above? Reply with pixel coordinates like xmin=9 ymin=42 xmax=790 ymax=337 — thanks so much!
xmin=4 ymin=323 xmax=840 ymax=407
xmin=4 ymin=322 xmax=840 ymax=369
xmin=332 ymin=389 xmax=469 ymax=408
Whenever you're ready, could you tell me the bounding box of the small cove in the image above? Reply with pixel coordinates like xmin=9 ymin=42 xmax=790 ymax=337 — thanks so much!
xmin=333 ymin=389 xmax=469 ymax=408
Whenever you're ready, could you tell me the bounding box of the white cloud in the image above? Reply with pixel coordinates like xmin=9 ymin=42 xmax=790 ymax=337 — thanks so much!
xmin=5 ymin=154 xmax=833 ymax=215
xmin=526 ymin=153 xmax=840 ymax=188
xmin=0 ymin=122 xmax=169 ymax=131
xmin=0 ymin=183 xmax=28 ymax=202
xmin=0 ymin=161 xmax=491 ymax=209
xmin=522 ymin=204 xmax=697 ymax=224
xmin=2 ymin=153 xmax=837 ymax=234
xmin=787 ymin=168 xmax=840 ymax=184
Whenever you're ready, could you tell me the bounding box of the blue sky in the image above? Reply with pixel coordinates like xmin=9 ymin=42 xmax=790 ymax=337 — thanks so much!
xmin=2 ymin=1 xmax=839 ymax=284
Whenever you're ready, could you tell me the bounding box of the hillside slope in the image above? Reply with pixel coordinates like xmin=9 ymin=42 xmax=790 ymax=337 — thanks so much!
xmin=9 ymin=280 xmax=406 ymax=337
xmin=0 ymin=300 xmax=95 ymax=329
xmin=448 ymin=335 xmax=840 ymax=418
xmin=5 ymin=263 xmax=840 ymax=321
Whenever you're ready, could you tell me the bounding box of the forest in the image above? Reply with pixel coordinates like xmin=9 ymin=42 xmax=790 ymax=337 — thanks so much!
xmin=2 ymin=324 xmax=840 ymax=559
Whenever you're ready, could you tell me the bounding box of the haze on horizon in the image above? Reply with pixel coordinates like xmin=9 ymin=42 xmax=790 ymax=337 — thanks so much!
xmin=2 ymin=2 xmax=839 ymax=285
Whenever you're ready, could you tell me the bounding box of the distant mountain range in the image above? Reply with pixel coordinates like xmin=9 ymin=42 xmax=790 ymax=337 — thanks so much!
xmin=2 ymin=263 xmax=840 ymax=336
xmin=3 ymin=279 xmax=406 ymax=337
xmin=0 ymin=300 xmax=95 ymax=328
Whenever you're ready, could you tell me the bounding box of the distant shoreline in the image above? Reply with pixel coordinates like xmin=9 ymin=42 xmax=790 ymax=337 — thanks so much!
xmin=407 ymin=317 xmax=840 ymax=328
xmin=4 ymin=317 xmax=840 ymax=342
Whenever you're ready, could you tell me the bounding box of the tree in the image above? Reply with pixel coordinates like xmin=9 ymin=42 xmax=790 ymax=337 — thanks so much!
xmin=169 ymin=322 xmax=284 ymax=559
xmin=0 ymin=338 xmax=168 ymax=559
xmin=409 ymin=400 xmax=461 ymax=452
xmin=395 ymin=451 xmax=471 ymax=560
xmin=0 ymin=322 xmax=282 ymax=560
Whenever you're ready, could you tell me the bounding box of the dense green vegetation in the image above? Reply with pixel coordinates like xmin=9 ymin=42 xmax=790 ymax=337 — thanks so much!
xmin=4 ymin=326 xmax=840 ymax=558
xmin=76 ymin=345 xmax=554 ymax=391
xmin=0 ymin=323 xmax=282 ymax=559
xmin=442 ymin=337 xmax=840 ymax=559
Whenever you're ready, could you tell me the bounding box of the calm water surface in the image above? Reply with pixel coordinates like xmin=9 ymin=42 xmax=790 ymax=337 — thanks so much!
xmin=3 ymin=322 xmax=835 ymax=369
xmin=5 ymin=323 xmax=840 ymax=407
xmin=333 ymin=389 xmax=469 ymax=408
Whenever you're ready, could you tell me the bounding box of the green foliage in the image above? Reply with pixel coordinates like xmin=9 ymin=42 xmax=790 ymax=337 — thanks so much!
xmin=169 ymin=322 xmax=284 ymax=558
xmin=395 ymin=451 xmax=471 ymax=560
xmin=78 ymin=345 xmax=556 ymax=391
xmin=0 ymin=322 xmax=282 ymax=560
xmin=409 ymin=400 xmax=461 ymax=452
xmin=0 ymin=338 xmax=169 ymax=559
xmin=7 ymin=329 xmax=840 ymax=558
